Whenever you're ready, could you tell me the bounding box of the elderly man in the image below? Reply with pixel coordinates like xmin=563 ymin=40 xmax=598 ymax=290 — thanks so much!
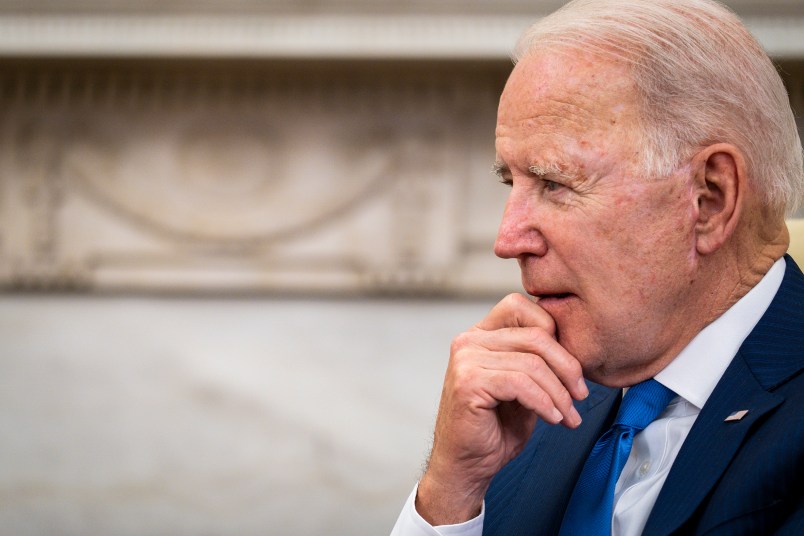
xmin=392 ymin=0 xmax=803 ymax=535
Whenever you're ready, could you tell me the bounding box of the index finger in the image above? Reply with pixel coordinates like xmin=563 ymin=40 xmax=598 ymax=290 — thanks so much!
xmin=475 ymin=293 xmax=555 ymax=335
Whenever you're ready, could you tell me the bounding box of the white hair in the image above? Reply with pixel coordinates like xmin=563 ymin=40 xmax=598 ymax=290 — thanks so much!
xmin=514 ymin=0 xmax=804 ymax=215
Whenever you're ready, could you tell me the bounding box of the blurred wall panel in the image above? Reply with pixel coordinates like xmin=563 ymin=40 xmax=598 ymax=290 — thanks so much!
xmin=0 ymin=2 xmax=802 ymax=536
xmin=0 ymin=60 xmax=521 ymax=296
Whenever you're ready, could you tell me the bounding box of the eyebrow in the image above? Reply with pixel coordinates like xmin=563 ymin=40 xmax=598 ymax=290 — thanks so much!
xmin=491 ymin=161 xmax=508 ymax=177
xmin=492 ymin=161 xmax=580 ymax=182
xmin=528 ymin=162 xmax=563 ymax=177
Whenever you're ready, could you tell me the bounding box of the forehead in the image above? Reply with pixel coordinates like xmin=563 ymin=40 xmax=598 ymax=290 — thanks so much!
xmin=496 ymin=50 xmax=640 ymax=145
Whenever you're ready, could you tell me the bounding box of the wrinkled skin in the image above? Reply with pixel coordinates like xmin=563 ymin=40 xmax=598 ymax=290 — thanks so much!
xmin=493 ymin=51 xmax=704 ymax=384
xmin=415 ymin=49 xmax=788 ymax=526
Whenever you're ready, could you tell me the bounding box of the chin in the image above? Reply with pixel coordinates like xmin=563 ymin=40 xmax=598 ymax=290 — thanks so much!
xmin=582 ymin=368 xmax=628 ymax=388
xmin=578 ymin=349 xmax=658 ymax=388
xmin=556 ymin=334 xmax=623 ymax=387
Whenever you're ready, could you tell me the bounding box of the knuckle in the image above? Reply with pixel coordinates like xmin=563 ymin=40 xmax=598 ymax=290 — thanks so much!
xmin=524 ymin=353 xmax=545 ymax=373
xmin=555 ymin=388 xmax=574 ymax=409
xmin=450 ymin=359 xmax=481 ymax=389
xmin=502 ymin=292 xmax=526 ymax=309
xmin=486 ymin=371 xmax=505 ymax=392
xmin=539 ymin=314 xmax=556 ymax=335
xmin=528 ymin=327 xmax=551 ymax=347
xmin=452 ymin=379 xmax=472 ymax=399
xmin=524 ymin=324 xmax=555 ymax=347
xmin=565 ymin=359 xmax=583 ymax=378
xmin=510 ymin=371 xmax=529 ymax=390
xmin=535 ymin=390 xmax=553 ymax=410
xmin=450 ymin=332 xmax=472 ymax=356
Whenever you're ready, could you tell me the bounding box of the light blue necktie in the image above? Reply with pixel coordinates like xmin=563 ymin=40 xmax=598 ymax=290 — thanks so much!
xmin=558 ymin=379 xmax=676 ymax=536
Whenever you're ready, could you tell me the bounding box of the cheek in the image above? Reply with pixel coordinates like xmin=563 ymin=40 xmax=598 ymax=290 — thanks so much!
xmin=610 ymin=185 xmax=695 ymax=255
xmin=585 ymin=205 xmax=650 ymax=261
xmin=580 ymin=208 xmax=693 ymax=296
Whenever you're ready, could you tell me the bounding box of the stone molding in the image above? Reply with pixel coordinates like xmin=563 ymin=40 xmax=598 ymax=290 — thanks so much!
xmin=0 ymin=15 xmax=530 ymax=59
xmin=0 ymin=62 xmax=521 ymax=295
xmin=0 ymin=13 xmax=803 ymax=59
xmin=1 ymin=0 xmax=802 ymax=296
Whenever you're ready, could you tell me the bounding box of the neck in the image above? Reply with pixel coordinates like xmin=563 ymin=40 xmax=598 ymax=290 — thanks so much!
xmin=602 ymin=214 xmax=788 ymax=388
xmin=697 ymin=214 xmax=788 ymax=324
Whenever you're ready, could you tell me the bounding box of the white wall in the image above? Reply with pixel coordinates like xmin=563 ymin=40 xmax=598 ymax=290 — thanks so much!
xmin=0 ymin=295 xmax=499 ymax=535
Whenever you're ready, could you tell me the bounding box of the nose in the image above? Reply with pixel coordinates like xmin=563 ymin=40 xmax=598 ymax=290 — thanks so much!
xmin=494 ymin=188 xmax=548 ymax=259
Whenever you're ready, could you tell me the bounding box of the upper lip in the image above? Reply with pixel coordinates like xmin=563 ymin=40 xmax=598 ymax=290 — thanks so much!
xmin=526 ymin=289 xmax=574 ymax=299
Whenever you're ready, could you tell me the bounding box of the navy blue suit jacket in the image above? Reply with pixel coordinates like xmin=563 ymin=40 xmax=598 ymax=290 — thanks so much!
xmin=483 ymin=255 xmax=804 ymax=535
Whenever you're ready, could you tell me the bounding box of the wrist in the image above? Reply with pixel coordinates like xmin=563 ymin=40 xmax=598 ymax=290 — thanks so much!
xmin=415 ymin=470 xmax=488 ymax=526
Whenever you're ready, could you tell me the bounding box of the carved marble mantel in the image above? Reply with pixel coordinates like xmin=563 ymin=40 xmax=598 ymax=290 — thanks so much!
xmin=0 ymin=60 xmax=520 ymax=294
xmin=1 ymin=0 xmax=802 ymax=295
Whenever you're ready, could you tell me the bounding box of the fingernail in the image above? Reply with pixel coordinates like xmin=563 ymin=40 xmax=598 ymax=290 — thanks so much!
xmin=570 ymin=407 xmax=582 ymax=427
xmin=577 ymin=378 xmax=589 ymax=399
xmin=551 ymin=408 xmax=563 ymax=423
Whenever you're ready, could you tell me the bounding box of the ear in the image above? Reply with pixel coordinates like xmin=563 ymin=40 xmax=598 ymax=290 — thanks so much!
xmin=692 ymin=143 xmax=746 ymax=255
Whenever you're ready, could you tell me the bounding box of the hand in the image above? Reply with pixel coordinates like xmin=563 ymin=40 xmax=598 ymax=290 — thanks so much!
xmin=416 ymin=293 xmax=589 ymax=525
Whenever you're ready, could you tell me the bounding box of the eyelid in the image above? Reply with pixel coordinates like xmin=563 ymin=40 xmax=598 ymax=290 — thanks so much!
xmin=542 ymin=178 xmax=563 ymax=191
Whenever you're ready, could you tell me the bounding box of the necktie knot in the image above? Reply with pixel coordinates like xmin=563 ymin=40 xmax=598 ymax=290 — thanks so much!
xmin=614 ymin=379 xmax=677 ymax=432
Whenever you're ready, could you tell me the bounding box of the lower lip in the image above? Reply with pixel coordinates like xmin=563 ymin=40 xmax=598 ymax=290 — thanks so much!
xmin=537 ymin=294 xmax=575 ymax=307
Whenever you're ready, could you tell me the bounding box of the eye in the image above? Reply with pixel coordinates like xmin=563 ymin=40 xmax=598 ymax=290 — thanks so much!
xmin=499 ymin=177 xmax=513 ymax=187
xmin=543 ymin=179 xmax=563 ymax=192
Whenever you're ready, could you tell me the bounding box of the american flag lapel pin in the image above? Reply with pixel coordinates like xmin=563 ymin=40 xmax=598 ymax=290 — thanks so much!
xmin=724 ymin=409 xmax=749 ymax=422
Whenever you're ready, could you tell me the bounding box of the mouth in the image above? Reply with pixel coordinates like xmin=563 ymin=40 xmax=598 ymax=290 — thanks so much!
xmin=531 ymin=292 xmax=576 ymax=306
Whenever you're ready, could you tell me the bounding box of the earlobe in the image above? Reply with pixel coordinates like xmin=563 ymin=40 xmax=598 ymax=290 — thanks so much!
xmin=693 ymin=144 xmax=744 ymax=255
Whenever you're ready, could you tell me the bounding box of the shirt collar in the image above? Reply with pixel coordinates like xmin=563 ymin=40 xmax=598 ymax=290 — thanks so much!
xmin=654 ymin=258 xmax=786 ymax=410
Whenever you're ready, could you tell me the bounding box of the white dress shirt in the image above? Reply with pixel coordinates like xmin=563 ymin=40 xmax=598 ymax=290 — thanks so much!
xmin=391 ymin=258 xmax=785 ymax=536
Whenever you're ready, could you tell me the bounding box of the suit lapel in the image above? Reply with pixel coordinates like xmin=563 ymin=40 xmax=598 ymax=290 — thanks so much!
xmin=644 ymin=255 xmax=804 ymax=535
xmin=643 ymin=354 xmax=784 ymax=535
xmin=484 ymin=383 xmax=620 ymax=535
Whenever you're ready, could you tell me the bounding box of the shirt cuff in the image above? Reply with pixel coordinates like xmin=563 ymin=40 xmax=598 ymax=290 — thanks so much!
xmin=390 ymin=482 xmax=485 ymax=536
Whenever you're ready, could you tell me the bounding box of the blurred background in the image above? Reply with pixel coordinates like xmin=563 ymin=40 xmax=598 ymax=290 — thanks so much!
xmin=0 ymin=1 xmax=802 ymax=535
